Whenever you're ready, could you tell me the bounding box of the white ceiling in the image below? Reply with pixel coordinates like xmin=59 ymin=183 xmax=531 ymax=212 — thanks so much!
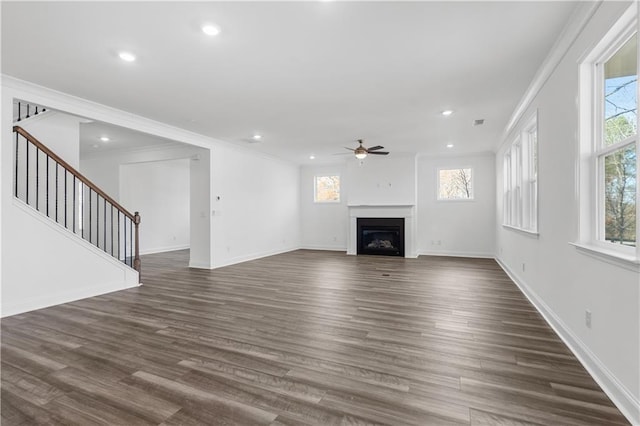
xmin=79 ymin=121 xmax=182 ymax=155
xmin=2 ymin=1 xmax=579 ymax=164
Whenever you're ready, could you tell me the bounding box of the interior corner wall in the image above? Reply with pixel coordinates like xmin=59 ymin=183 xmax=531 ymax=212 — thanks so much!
xmin=210 ymin=144 xmax=300 ymax=268
xmin=120 ymin=159 xmax=190 ymax=255
xmin=300 ymin=163 xmax=348 ymax=251
xmin=495 ymin=1 xmax=639 ymax=422
xmin=80 ymin=144 xmax=210 ymax=262
xmin=417 ymin=153 xmax=496 ymax=257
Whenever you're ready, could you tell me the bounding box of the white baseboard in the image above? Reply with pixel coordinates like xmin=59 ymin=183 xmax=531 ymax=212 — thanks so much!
xmin=418 ymin=250 xmax=495 ymax=259
xmin=300 ymin=245 xmax=347 ymax=252
xmin=211 ymin=246 xmax=301 ymax=269
xmin=188 ymin=261 xmax=213 ymax=269
xmin=1 ymin=279 xmax=140 ymax=318
xmin=140 ymin=244 xmax=189 ymax=255
xmin=496 ymin=257 xmax=640 ymax=425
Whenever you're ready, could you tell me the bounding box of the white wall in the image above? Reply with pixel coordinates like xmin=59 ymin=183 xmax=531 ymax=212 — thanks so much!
xmin=81 ymin=143 xmax=210 ymax=262
xmin=189 ymin=149 xmax=212 ymax=269
xmin=2 ymin=77 xmax=302 ymax=312
xmin=1 ymin=79 xmax=139 ymax=317
xmin=211 ymin=144 xmax=300 ymax=268
xmin=300 ymin=154 xmax=497 ymax=258
xmin=18 ymin=111 xmax=82 ymax=169
xmin=418 ymin=153 xmax=496 ymax=257
xmin=120 ymin=159 xmax=190 ymax=255
xmin=300 ymin=163 xmax=348 ymax=250
xmin=346 ymin=155 xmax=417 ymax=206
xmin=495 ymin=2 xmax=639 ymax=422
xmin=1 ymin=202 xmax=138 ymax=317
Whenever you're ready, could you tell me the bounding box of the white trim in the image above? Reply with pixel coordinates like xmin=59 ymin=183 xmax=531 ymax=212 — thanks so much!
xmin=188 ymin=261 xmax=214 ymax=270
xmin=436 ymin=166 xmax=474 ymax=201
xmin=212 ymin=247 xmax=300 ymax=269
xmin=300 ymin=245 xmax=347 ymax=252
xmin=2 ymin=75 xmax=297 ymax=168
xmin=4 ymin=200 xmax=140 ymax=318
xmin=577 ymin=3 xmax=639 ymax=257
xmin=502 ymin=224 xmax=540 ymax=238
xmin=140 ymin=244 xmax=190 ymax=256
xmin=570 ymin=242 xmax=640 ymax=272
xmin=12 ymin=198 xmax=138 ymax=273
xmin=417 ymin=251 xmax=495 ymax=259
xmin=501 ymin=1 xmax=601 ymax=147
xmin=496 ymin=257 xmax=640 ymax=426
xmin=1 ymin=279 xmax=140 ymax=318
xmin=347 ymin=205 xmax=417 ymax=258
xmin=313 ymin=174 xmax=341 ymax=203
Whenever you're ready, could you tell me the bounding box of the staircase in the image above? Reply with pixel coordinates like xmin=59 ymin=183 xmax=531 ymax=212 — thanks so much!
xmin=12 ymin=104 xmax=141 ymax=279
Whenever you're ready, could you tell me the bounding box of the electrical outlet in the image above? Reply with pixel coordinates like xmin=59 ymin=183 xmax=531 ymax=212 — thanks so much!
xmin=585 ymin=310 xmax=592 ymax=328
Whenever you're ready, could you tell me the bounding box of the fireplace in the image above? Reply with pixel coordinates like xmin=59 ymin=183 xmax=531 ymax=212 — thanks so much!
xmin=357 ymin=218 xmax=405 ymax=257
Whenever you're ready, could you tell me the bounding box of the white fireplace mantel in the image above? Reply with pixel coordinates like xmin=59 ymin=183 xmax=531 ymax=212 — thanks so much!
xmin=347 ymin=204 xmax=417 ymax=258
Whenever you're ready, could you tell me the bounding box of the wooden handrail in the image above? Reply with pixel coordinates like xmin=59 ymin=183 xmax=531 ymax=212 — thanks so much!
xmin=13 ymin=125 xmax=141 ymax=277
xmin=13 ymin=125 xmax=135 ymax=220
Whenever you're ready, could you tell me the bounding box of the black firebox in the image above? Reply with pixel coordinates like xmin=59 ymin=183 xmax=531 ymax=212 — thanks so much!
xmin=357 ymin=217 xmax=405 ymax=257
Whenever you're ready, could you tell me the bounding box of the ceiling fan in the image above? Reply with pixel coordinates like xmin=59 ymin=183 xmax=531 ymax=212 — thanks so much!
xmin=345 ymin=139 xmax=389 ymax=159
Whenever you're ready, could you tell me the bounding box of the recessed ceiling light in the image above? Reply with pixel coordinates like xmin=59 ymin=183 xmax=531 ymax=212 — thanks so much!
xmin=118 ymin=51 xmax=136 ymax=62
xmin=100 ymin=136 xmax=110 ymax=142
xmin=309 ymin=155 xmax=316 ymax=160
xmin=202 ymin=24 xmax=221 ymax=36
xmin=446 ymin=143 xmax=454 ymax=148
xmin=442 ymin=110 xmax=453 ymax=116
xmin=252 ymin=134 xmax=262 ymax=141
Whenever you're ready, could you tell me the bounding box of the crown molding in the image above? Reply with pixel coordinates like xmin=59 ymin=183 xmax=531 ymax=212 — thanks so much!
xmin=2 ymin=74 xmax=298 ymax=168
xmin=499 ymin=1 xmax=602 ymax=150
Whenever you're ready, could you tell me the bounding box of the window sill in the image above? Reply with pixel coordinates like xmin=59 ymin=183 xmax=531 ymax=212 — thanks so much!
xmin=502 ymin=224 xmax=539 ymax=238
xmin=570 ymin=242 xmax=640 ymax=272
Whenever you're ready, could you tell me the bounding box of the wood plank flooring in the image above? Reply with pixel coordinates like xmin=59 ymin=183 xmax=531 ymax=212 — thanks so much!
xmin=1 ymin=250 xmax=630 ymax=425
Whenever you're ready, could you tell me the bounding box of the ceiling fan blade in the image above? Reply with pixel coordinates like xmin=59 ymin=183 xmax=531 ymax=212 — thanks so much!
xmin=367 ymin=145 xmax=385 ymax=151
xmin=332 ymin=152 xmax=352 ymax=156
xmin=368 ymin=151 xmax=389 ymax=155
xmin=344 ymin=147 xmax=355 ymax=151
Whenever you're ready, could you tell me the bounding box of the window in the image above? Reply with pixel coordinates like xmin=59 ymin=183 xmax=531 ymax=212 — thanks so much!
xmin=314 ymin=175 xmax=340 ymax=202
xmin=579 ymin=4 xmax=637 ymax=259
xmin=503 ymin=113 xmax=538 ymax=232
xmin=437 ymin=168 xmax=473 ymax=200
xmin=599 ymin=34 xmax=637 ymax=248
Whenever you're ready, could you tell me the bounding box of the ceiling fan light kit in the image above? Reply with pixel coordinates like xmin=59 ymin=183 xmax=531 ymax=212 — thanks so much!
xmin=346 ymin=139 xmax=389 ymax=160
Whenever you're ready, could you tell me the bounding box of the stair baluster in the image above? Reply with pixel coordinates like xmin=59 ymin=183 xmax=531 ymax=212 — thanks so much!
xmin=12 ymin=126 xmax=141 ymax=280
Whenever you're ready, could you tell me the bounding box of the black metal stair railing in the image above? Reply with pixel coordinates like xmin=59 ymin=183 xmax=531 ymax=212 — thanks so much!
xmin=12 ymin=125 xmax=141 ymax=278
xmin=14 ymin=101 xmax=47 ymax=123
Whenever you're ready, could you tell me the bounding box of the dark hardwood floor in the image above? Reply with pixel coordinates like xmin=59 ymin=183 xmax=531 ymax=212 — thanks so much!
xmin=1 ymin=250 xmax=629 ymax=425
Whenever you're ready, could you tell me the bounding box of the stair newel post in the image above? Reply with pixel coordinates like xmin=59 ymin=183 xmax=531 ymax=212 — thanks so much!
xmin=134 ymin=211 xmax=141 ymax=280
